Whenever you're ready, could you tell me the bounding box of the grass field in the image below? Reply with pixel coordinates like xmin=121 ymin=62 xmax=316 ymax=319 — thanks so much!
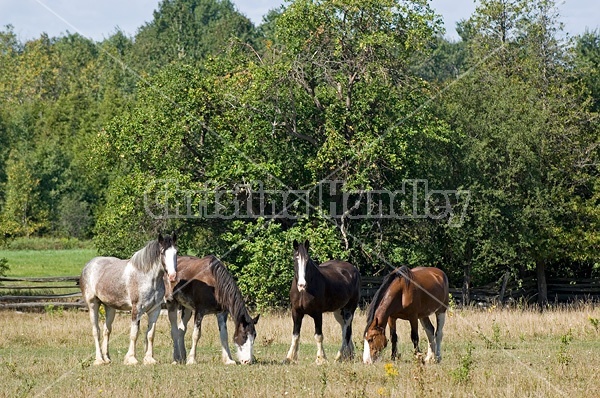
xmin=0 ymin=249 xmax=97 ymax=277
xmin=1 ymin=306 xmax=599 ymax=397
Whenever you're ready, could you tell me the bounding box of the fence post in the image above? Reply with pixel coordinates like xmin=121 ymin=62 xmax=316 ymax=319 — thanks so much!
xmin=498 ymin=271 xmax=510 ymax=305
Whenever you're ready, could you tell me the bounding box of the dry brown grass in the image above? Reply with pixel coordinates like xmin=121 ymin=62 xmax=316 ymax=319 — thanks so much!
xmin=1 ymin=304 xmax=599 ymax=397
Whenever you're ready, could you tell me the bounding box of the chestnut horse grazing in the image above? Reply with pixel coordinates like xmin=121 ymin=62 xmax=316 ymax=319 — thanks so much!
xmin=285 ymin=240 xmax=361 ymax=364
xmin=363 ymin=266 xmax=449 ymax=364
xmin=80 ymin=233 xmax=178 ymax=365
xmin=167 ymin=255 xmax=259 ymax=365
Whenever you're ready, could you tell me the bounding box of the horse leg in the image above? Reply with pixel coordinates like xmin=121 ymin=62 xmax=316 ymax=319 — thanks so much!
xmin=334 ymin=309 xmax=354 ymax=361
xmin=87 ymin=299 xmax=106 ymax=365
xmin=187 ymin=310 xmax=203 ymax=365
xmin=388 ymin=317 xmax=398 ymax=361
xmin=179 ymin=307 xmax=192 ymax=362
xmin=124 ymin=308 xmax=141 ymax=365
xmin=409 ymin=318 xmax=420 ymax=359
xmin=285 ymin=309 xmax=304 ymax=363
xmin=419 ymin=316 xmax=436 ymax=364
xmin=142 ymin=306 xmax=161 ymax=365
xmin=167 ymin=302 xmax=185 ymax=364
xmin=434 ymin=312 xmax=446 ymax=362
xmin=101 ymin=305 xmax=116 ymax=364
xmin=313 ymin=312 xmax=327 ymax=364
xmin=217 ymin=311 xmax=236 ymax=365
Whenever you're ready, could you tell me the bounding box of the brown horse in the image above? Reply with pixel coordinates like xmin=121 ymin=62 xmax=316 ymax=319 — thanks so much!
xmin=167 ymin=255 xmax=259 ymax=365
xmin=285 ymin=240 xmax=361 ymax=364
xmin=80 ymin=233 xmax=178 ymax=365
xmin=363 ymin=266 xmax=449 ymax=364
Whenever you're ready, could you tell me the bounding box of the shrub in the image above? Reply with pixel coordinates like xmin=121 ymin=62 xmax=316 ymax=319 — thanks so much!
xmin=222 ymin=217 xmax=348 ymax=310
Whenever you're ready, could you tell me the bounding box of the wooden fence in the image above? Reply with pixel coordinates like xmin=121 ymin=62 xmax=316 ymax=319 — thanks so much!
xmin=1 ymin=273 xmax=599 ymax=311
xmin=0 ymin=276 xmax=82 ymax=310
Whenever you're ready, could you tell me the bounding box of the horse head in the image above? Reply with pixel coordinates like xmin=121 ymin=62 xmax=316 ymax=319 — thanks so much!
xmin=363 ymin=318 xmax=388 ymax=364
xmin=158 ymin=231 xmax=178 ymax=284
xmin=233 ymin=314 xmax=260 ymax=364
xmin=293 ymin=239 xmax=310 ymax=292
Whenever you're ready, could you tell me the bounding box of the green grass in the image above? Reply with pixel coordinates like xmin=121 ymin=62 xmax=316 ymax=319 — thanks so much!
xmin=0 ymin=249 xmax=97 ymax=277
xmin=5 ymin=237 xmax=94 ymax=251
xmin=1 ymin=308 xmax=599 ymax=397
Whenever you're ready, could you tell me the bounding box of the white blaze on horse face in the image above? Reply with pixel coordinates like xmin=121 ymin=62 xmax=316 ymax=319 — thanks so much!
xmin=363 ymin=339 xmax=373 ymax=364
xmin=296 ymin=251 xmax=307 ymax=292
xmin=236 ymin=335 xmax=255 ymax=364
xmin=164 ymin=246 xmax=177 ymax=282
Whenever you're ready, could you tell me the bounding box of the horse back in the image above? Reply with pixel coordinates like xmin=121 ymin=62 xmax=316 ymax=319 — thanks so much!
xmin=403 ymin=267 xmax=449 ymax=318
xmin=294 ymin=260 xmax=360 ymax=313
xmin=172 ymin=255 xmax=220 ymax=312
xmin=318 ymin=260 xmax=361 ymax=289
xmin=391 ymin=267 xmax=449 ymax=320
xmin=80 ymin=256 xmax=131 ymax=310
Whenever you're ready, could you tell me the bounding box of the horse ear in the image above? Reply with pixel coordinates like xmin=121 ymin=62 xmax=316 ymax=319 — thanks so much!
xmin=253 ymin=314 xmax=260 ymax=324
xmin=171 ymin=230 xmax=177 ymax=242
xmin=158 ymin=233 xmax=164 ymax=243
xmin=374 ymin=318 xmax=379 ymax=328
xmin=304 ymin=239 xmax=309 ymax=251
xmin=293 ymin=239 xmax=299 ymax=250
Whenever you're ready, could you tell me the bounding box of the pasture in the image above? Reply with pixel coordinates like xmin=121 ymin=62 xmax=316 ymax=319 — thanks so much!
xmin=0 ymin=248 xmax=96 ymax=278
xmin=1 ymin=306 xmax=599 ymax=397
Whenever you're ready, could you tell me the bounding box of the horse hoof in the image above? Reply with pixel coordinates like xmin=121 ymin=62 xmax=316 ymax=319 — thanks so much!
xmin=93 ymin=359 xmax=107 ymax=366
xmin=223 ymin=359 xmax=236 ymax=365
xmin=143 ymin=357 xmax=157 ymax=365
xmin=283 ymin=358 xmax=295 ymax=365
xmin=124 ymin=357 xmax=139 ymax=365
xmin=315 ymin=357 xmax=327 ymax=365
xmin=186 ymin=359 xmax=197 ymax=365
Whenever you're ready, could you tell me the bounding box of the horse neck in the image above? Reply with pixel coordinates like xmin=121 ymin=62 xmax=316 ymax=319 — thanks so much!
xmin=365 ymin=276 xmax=400 ymax=332
xmin=211 ymin=261 xmax=250 ymax=324
xmin=302 ymin=257 xmax=322 ymax=283
xmin=129 ymin=242 xmax=164 ymax=278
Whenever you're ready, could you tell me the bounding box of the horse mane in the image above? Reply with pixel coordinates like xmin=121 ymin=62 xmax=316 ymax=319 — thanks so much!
xmin=397 ymin=265 xmax=413 ymax=286
xmin=364 ymin=266 xmax=412 ymax=335
xmin=210 ymin=256 xmax=252 ymax=324
xmin=129 ymin=239 xmax=161 ymax=273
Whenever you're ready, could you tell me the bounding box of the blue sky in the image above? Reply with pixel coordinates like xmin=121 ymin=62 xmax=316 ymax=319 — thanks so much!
xmin=0 ymin=0 xmax=598 ymax=43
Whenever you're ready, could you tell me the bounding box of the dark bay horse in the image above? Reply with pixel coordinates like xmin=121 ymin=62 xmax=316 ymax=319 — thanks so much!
xmin=167 ymin=255 xmax=259 ymax=365
xmin=80 ymin=233 xmax=178 ymax=365
xmin=285 ymin=240 xmax=361 ymax=364
xmin=363 ymin=266 xmax=449 ymax=364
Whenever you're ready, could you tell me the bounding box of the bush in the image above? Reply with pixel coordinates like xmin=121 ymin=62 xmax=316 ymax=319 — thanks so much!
xmin=222 ymin=217 xmax=348 ymax=310
xmin=0 ymin=257 xmax=8 ymax=277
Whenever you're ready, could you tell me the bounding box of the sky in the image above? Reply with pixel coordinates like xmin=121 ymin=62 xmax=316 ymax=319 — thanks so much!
xmin=0 ymin=0 xmax=598 ymax=43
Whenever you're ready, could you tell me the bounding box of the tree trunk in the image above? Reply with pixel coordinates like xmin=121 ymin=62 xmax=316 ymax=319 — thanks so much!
xmin=536 ymin=259 xmax=548 ymax=307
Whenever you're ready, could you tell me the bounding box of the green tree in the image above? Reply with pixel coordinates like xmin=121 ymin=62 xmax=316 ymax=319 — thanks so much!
xmin=441 ymin=0 xmax=600 ymax=303
xmin=574 ymin=30 xmax=600 ymax=112
xmin=130 ymin=0 xmax=258 ymax=73
xmin=0 ymin=149 xmax=48 ymax=237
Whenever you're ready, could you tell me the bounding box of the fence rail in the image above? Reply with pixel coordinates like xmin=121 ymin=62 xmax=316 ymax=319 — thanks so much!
xmin=0 ymin=276 xmax=82 ymax=310
xmin=1 ymin=274 xmax=598 ymax=311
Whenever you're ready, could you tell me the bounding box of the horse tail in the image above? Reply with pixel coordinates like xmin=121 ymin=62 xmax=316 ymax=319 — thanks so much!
xmin=364 ymin=270 xmax=400 ymax=336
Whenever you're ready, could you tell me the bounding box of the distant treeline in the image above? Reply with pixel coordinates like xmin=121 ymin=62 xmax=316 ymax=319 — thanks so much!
xmin=0 ymin=0 xmax=598 ymax=309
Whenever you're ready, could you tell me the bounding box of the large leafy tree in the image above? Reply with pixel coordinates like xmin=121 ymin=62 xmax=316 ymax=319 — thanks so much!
xmin=93 ymin=0 xmax=456 ymax=306
xmin=441 ymin=0 xmax=599 ymax=303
